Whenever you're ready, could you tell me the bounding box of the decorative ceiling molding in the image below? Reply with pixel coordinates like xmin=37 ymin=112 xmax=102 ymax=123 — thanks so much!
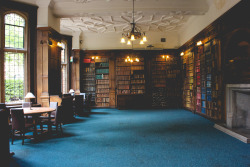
xmin=61 ymin=11 xmax=189 ymax=33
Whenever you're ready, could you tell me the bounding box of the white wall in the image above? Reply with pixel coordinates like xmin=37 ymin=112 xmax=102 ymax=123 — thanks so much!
xmin=80 ymin=31 xmax=180 ymax=50
xmin=37 ymin=7 xmax=49 ymax=27
xmin=48 ymin=8 xmax=60 ymax=33
xmin=179 ymin=0 xmax=241 ymax=46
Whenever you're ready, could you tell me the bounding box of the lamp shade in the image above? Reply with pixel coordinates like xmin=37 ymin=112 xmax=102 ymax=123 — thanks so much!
xmin=25 ymin=92 xmax=35 ymax=99
xmin=69 ymin=89 xmax=75 ymax=93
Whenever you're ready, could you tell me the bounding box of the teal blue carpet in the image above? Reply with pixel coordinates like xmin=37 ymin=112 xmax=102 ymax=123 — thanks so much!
xmin=9 ymin=109 xmax=250 ymax=167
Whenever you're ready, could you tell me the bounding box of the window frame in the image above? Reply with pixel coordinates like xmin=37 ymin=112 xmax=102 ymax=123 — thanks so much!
xmin=3 ymin=11 xmax=29 ymax=104
xmin=61 ymin=40 xmax=69 ymax=94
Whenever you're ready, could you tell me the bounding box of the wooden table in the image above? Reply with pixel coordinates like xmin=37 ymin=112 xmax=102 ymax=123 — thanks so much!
xmin=22 ymin=107 xmax=55 ymax=138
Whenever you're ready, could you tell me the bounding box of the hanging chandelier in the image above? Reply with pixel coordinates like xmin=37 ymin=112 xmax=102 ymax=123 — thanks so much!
xmin=120 ymin=0 xmax=147 ymax=45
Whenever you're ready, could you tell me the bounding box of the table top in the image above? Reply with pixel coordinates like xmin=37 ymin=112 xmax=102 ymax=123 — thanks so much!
xmin=22 ymin=107 xmax=55 ymax=115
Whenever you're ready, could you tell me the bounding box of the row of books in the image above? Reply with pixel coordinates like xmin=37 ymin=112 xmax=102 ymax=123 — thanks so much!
xmin=96 ymin=69 xmax=109 ymax=74
xmin=96 ymin=88 xmax=109 ymax=93
xmin=96 ymin=84 xmax=109 ymax=89
xmin=117 ymin=85 xmax=130 ymax=89
xmin=116 ymin=66 xmax=131 ymax=71
xmin=131 ymin=90 xmax=145 ymax=94
xmin=116 ymin=71 xmax=130 ymax=75
xmin=95 ymin=74 xmax=109 ymax=80
xmin=131 ymin=85 xmax=145 ymax=89
xmin=96 ymin=93 xmax=109 ymax=97
xmin=96 ymin=97 xmax=109 ymax=103
xmin=131 ymin=80 xmax=145 ymax=84
xmin=96 ymin=80 xmax=109 ymax=84
xmin=117 ymin=89 xmax=130 ymax=94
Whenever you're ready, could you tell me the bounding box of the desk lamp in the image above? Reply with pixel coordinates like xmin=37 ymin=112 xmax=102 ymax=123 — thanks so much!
xmin=25 ymin=92 xmax=35 ymax=110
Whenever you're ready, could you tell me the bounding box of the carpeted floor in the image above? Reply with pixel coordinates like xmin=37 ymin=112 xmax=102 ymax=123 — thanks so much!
xmin=9 ymin=109 xmax=250 ymax=167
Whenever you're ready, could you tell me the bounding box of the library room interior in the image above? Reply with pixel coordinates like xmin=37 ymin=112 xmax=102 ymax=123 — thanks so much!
xmin=0 ymin=0 xmax=250 ymax=166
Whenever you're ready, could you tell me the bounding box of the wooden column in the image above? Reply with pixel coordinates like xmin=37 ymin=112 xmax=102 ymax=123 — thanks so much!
xmin=109 ymin=53 xmax=116 ymax=108
xmin=37 ymin=29 xmax=50 ymax=107
xmin=71 ymin=49 xmax=81 ymax=92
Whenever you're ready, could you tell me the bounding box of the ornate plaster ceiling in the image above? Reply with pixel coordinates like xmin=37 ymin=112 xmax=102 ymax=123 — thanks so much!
xmin=57 ymin=0 xmax=208 ymax=34
xmin=61 ymin=11 xmax=190 ymax=33
xmin=13 ymin=0 xmax=209 ymax=34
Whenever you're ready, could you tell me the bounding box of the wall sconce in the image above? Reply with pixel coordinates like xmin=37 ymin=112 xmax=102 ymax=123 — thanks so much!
xmin=180 ymin=52 xmax=184 ymax=56
xmin=197 ymin=41 xmax=202 ymax=46
xmin=92 ymin=56 xmax=99 ymax=60
xmin=125 ymin=56 xmax=139 ymax=63
xmin=57 ymin=42 xmax=62 ymax=47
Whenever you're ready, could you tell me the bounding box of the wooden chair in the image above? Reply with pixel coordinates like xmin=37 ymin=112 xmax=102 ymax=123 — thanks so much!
xmin=40 ymin=106 xmax=63 ymax=135
xmin=10 ymin=108 xmax=34 ymax=145
xmin=74 ymin=95 xmax=84 ymax=116
xmin=84 ymin=93 xmax=92 ymax=113
xmin=39 ymin=102 xmax=58 ymax=131
xmin=61 ymin=96 xmax=74 ymax=123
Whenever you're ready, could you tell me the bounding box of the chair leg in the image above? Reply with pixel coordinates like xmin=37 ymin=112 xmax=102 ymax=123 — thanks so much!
xmin=60 ymin=124 xmax=63 ymax=134
xmin=21 ymin=132 xmax=25 ymax=145
xmin=40 ymin=124 xmax=43 ymax=132
xmin=56 ymin=125 xmax=58 ymax=134
xmin=12 ymin=130 xmax=14 ymax=145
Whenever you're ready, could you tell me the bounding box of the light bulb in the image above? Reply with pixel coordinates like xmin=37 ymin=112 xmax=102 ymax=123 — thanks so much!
xmin=131 ymin=34 xmax=135 ymax=41
xmin=57 ymin=42 xmax=62 ymax=47
xmin=131 ymin=59 xmax=133 ymax=63
xmin=140 ymin=40 xmax=144 ymax=45
xmin=125 ymin=59 xmax=128 ymax=62
xmin=121 ymin=37 xmax=125 ymax=43
xmin=92 ymin=56 xmax=95 ymax=59
xmin=166 ymin=55 xmax=169 ymax=59
xmin=162 ymin=55 xmax=165 ymax=58
xmin=197 ymin=41 xmax=202 ymax=46
xmin=96 ymin=56 xmax=99 ymax=59
xmin=143 ymin=35 xmax=147 ymax=42
xmin=180 ymin=52 xmax=184 ymax=56
xmin=127 ymin=40 xmax=131 ymax=45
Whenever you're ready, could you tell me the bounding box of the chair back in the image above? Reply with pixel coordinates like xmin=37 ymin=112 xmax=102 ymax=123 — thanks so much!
xmin=22 ymin=102 xmax=31 ymax=108
xmin=55 ymin=106 xmax=63 ymax=125
xmin=74 ymin=95 xmax=84 ymax=115
xmin=86 ymin=94 xmax=92 ymax=106
xmin=10 ymin=109 xmax=25 ymax=131
xmin=49 ymin=102 xmax=58 ymax=116
xmin=61 ymin=96 xmax=74 ymax=123
xmin=0 ymin=103 xmax=6 ymax=109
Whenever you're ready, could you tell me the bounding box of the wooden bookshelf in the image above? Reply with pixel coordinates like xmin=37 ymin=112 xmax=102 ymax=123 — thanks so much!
xmin=195 ymin=45 xmax=203 ymax=113
xmin=81 ymin=60 xmax=96 ymax=104
xmin=151 ymin=56 xmax=167 ymax=107
xmin=131 ymin=57 xmax=145 ymax=94
xmin=95 ymin=58 xmax=109 ymax=107
xmin=116 ymin=57 xmax=131 ymax=95
xmin=182 ymin=52 xmax=195 ymax=110
xmin=165 ymin=55 xmax=181 ymax=108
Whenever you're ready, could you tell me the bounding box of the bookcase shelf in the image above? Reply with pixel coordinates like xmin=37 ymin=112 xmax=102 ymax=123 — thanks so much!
xmin=182 ymin=38 xmax=222 ymax=121
xmin=95 ymin=58 xmax=109 ymax=107
xmin=182 ymin=52 xmax=195 ymax=110
xmin=151 ymin=55 xmax=181 ymax=108
xmin=116 ymin=57 xmax=145 ymax=95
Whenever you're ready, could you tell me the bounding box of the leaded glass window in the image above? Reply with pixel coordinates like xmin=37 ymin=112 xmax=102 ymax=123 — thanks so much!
xmin=4 ymin=13 xmax=26 ymax=103
xmin=61 ymin=42 xmax=68 ymax=94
